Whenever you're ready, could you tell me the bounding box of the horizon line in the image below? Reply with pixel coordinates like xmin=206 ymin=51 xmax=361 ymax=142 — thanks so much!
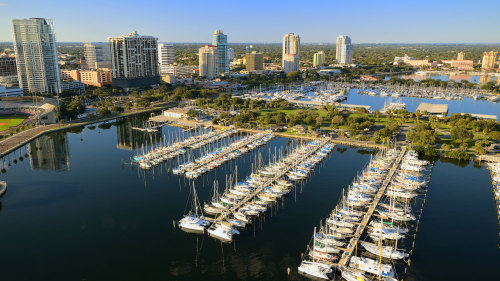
xmin=1 ymin=41 xmax=500 ymax=45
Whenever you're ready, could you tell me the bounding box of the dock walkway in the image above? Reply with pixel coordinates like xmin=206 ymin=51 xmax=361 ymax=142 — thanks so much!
xmin=213 ymin=138 xmax=331 ymax=224
xmin=338 ymin=146 xmax=407 ymax=267
xmin=177 ymin=133 xmax=270 ymax=176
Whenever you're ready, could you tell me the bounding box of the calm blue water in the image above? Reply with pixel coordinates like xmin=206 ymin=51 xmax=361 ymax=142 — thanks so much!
xmin=384 ymin=73 xmax=499 ymax=84
xmin=344 ymin=89 xmax=500 ymax=118
xmin=0 ymin=116 xmax=497 ymax=281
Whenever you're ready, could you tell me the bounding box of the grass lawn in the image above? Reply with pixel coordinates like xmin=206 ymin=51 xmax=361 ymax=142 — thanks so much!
xmin=0 ymin=115 xmax=27 ymax=131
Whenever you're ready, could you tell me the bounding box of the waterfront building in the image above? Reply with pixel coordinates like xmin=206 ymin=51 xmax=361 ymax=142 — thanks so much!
xmin=482 ymin=51 xmax=498 ymax=70
xmin=109 ymin=31 xmax=160 ymax=89
xmin=282 ymin=33 xmax=300 ymax=73
xmin=198 ymin=45 xmax=218 ymax=79
xmin=212 ymin=30 xmax=228 ymax=74
xmin=158 ymin=43 xmax=175 ymax=74
xmin=393 ymin=54 xmax=437 ymax=67
xmin=336 ymin=35 xmax=352 ymax=65
xmin=162 ymin=108 xmax=189 ymax=119
xmin=457 ymin=51 xmax=465 ymax=60
xmin=442 ymin=59 xmax=474 ymax=70
xmin=84 ymin=42 xmax=111 ymax=69
xmin=245 ymin=51 xmax=263 ymax=72
xmin=451 ymin=60 xmax=474 ymax=70
xmin=11 ymin=18 xmax=61 ymax=93
xmin=313 ymin=51 xmax=325 ymax=67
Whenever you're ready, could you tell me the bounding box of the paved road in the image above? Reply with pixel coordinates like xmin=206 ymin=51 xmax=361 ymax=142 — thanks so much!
xmin=0 ymin=124 xmax=64 ymax=157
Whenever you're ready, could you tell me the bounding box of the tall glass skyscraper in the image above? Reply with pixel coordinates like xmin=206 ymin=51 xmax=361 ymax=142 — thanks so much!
xmin=11 ymin=18 xmax=61 ymax=93
xmin=212 ymin=30 xmax=228 ymax=74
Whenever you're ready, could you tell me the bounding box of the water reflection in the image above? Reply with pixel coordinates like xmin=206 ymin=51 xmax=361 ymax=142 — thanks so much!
xmin=398 ymin=73 xmax=498 ymax=84
xmin=27 ymin=132 xmax=70 ymax=171
xmin=116 ymin=118 xmax=162 ymax=150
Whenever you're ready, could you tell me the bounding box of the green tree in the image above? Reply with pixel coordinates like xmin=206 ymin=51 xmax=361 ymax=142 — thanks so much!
xmin=450 ymin=125 xmax=473 ymax=143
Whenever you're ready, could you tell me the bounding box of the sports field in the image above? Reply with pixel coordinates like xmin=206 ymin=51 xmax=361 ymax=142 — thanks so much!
xmin=0 ymin=115 xmax=27 ymax=131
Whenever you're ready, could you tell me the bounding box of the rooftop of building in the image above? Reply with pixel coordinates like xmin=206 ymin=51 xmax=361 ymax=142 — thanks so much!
xmin=163 ymin=107 xmax=190 ymax=114
xmin=108 ymin=30 xmax=157 ymax=40
xmin=416 ymin=103 xmax=449 ymax=114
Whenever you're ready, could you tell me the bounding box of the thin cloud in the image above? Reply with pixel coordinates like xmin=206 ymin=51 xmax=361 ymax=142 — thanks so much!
xmin=0 ymin=3 xmax=8 ymax=6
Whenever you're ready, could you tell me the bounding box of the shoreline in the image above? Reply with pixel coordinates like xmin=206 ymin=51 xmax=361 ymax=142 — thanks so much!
xmin=0 ymin=105 xmax=171 ymax=159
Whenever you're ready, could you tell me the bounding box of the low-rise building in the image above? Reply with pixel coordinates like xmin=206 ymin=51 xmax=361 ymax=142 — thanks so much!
xmin=162 ymin=108 xmax=189 ymax=119
xmin=416 ymin=103 xmax=448 ymax=117
xmin=61 ymin=80 xmax=85 ymax=92
xmin=394 ymin=54 xmax=437 ymax=67
xmin=0 ymin=85 xmax=23 ymax=97
xmin=361 ymin=75 xmax=378 ymax=81
xmin=60 ymin=69 xmax=112 ymax=87
xmin=79 ymin=69 xmax=112 ymax=87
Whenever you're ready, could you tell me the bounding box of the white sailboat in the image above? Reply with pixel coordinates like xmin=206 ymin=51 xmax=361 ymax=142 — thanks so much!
xmin=179 ymin=183 xmax=210 ymax=232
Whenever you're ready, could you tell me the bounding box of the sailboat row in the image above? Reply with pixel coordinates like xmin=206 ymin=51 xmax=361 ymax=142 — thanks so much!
xmin=178 ymin=138 xmax=335 ymax=242
xmin=298 ymin=148 xmax=433 ymax=281
xmin=172 ymin=132 xmax=273 ymax=179
xmin=133 ymin=128 xmax=237 ymax=169
xmin=299 ymin=148 xmax=401 ymax=280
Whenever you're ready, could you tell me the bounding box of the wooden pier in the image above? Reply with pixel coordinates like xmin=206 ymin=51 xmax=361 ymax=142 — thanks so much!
xmin=337 ymin=146 xmax=407 ymax=267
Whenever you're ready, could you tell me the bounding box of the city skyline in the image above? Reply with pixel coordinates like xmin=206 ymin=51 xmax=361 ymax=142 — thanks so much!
xmin=0 ymin=0 xmax=499 ymax=44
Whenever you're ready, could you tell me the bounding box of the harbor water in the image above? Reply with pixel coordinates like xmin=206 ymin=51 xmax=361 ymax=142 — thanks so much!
xmin=0 ymin=117 xmax=498 ymax=280
xmin=344 ymin=88 xmax=500 ymax=119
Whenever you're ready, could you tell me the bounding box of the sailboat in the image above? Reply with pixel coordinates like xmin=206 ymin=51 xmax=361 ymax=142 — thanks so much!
xmin=179 ymin=183 xmax=210 ymax=233
xmin=298 ymin=227 xmax=334 ymax=280
xmin=360 ymin=241 xmax=407 ymax=260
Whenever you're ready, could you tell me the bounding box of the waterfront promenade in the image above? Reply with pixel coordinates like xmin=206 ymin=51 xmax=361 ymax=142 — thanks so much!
xmin=0 ymin=105 xmax=172 ymax=159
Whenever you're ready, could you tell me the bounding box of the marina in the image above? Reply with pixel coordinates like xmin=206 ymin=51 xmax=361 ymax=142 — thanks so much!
xmin=241 ymin=81 xmax=500 ymax=118
xmin=132 ymin=128 xmax=237 ymax=169
xmin=0 ymin=117 xmax=498 ymax=281
xmin=179 ymin=137 xmax=334 ymax=241
xmin=172 ymin=131 xmax=273 ymax=179
xmin=298 ymin=146 xmax=435 ymax=280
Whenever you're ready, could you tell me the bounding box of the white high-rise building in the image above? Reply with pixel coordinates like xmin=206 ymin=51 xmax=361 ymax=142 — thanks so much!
xmin=336 ymin=35 xmax=353 ymax=65
xmin=11 ymin=18 xmax=61 ymax=93
xmin=84 ymin=42 xmax=111 ymax=70
xmin=198 ymin=45 xmax=218 ymax=79
xmin=158 ymin=43 xmax=175 ymax=74
xmin=108 ymin=31 xmax=160 ymax=89
xmin=282 ymin=33 xmax=300 ymax=73
xmin=228 ymin=48 xmax=234 ymax=62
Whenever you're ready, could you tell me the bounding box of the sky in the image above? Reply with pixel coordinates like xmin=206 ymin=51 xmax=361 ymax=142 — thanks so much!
xmin=0 ymin=0 xmax=499 ymax=44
